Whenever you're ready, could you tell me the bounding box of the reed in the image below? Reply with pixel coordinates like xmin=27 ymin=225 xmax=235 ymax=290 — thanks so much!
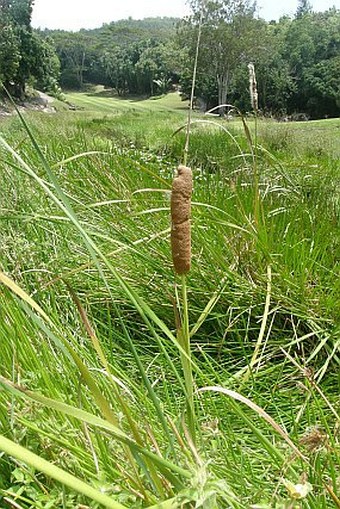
xmin=248 ymin=61 xmax=262 ymax=231
xmin=248 ymin=62 xmax=258 ymax=112
xmin=168 ymin=4 xmax=204 ymax=449
xmin=170 ymin=163 xmax=196 ymax=443
xmin=170 ymin=165 xmax=193 ymax=275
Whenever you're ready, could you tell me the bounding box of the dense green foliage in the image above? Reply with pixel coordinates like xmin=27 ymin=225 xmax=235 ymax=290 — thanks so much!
xmin=180 ymin=2 xmax=340 ymax=118
xmin=41 ymin=18 xmax=182 ymax=95
xmin=180 ymin=0 xmax=266 ymax=115
xmin=0 ymin=0 xmax=60 ymax=98
xmin=0 ymin=91 xmax=339 ymax=508
xmin=37 ymin=4 xmax=340 ymax=119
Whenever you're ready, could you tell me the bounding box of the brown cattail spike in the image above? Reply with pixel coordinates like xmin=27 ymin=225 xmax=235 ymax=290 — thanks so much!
xmin=171 ymin=165 xmax=193 ymax=274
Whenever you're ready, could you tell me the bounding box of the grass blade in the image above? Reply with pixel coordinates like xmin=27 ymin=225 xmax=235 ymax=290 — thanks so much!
xmin=199 ymin=386 xmax=306 ymax=462
xmin=0 ymin=434 xmax=127 ymax=509
xmin=0 ymin=375 xmax=191 ymax=479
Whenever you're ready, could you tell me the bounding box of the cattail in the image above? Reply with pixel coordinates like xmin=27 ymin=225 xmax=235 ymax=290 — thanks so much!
xmin=171 ymin=165 xmax=193 ymax=274
xmin=248 ymin=62 xmax=258 ymax=112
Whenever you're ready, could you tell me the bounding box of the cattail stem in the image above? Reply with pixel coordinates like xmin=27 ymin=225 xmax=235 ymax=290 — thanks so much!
xmin=248 ymin=62 xmax=261 ymax=230
xmin=172 ymin=1 xmax=204 ymax=449
xmin=171 ymin=165 xmax=196 ymax=444
xmin=183 ymin=8 xmax=204 ymax=167
xmin=180 ymin=274 xmax=196 ymax=445
xmin=253 ymin=115 xmax=260 ymax=230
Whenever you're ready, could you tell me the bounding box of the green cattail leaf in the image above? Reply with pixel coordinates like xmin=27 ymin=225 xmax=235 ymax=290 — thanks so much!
xmin=0 ymin=376 xmax=191 ymax=479
xmin=0 ymin=434 xmax=127 ymax=509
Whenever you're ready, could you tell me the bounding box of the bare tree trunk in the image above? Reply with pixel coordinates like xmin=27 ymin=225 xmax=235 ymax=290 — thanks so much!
xmin=14 ymin=81 xmax=25 ymax=100
xmin=217 ymin=71 xmax=229 ymax=117
xmin=80 ymin=50 xmax=86 ymax=89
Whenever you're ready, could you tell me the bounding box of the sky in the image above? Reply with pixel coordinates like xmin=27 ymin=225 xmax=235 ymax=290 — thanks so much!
xmin=31 ymin=0 xmax=340 ymax=31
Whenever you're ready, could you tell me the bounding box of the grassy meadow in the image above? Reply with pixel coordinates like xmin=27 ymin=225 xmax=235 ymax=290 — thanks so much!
xmin=0 ymin=90 xmax=339 ymax=508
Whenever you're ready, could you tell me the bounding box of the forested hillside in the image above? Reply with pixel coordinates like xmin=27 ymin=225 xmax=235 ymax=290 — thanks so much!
xmin=39 ymin=17 xmax=181 ymax=96
xmin=1 ymin=1 xmax=340 ymax=117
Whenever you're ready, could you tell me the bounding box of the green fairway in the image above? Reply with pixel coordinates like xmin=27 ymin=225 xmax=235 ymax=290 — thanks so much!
xmin=66 ymin=89 xmax=189 ymax=113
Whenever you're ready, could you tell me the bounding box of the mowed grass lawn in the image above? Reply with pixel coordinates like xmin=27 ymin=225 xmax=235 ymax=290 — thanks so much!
xmin=66 ymin=88 xmax=189 ymax=113
xmin=0 ymin=91 xmax=339 ymax=508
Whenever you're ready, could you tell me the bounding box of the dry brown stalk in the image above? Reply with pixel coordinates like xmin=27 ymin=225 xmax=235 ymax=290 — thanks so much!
xmin=171 ymin=165 xmax=193 ymax=274
xmin=248 ymin=62 xmax=258 ymax=111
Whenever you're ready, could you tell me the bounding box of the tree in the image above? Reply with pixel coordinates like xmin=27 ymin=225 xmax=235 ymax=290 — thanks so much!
xmin=5 ymin=0 xmax=34 ymax=97
xmin=0 ymin=0 xmax=61 ymax=98
xmin=182 ymin=0 xmax=265 ymax=115
xmin=136 ymin=46 xmax=159 ymax=96
xmin=0 ymin=24 xmax=21 ymax=90
xmin=0 ymin=1 xmax=21 ymax=91
xmin=2 ymin=0 xmax=33 ymax=25
xmin=31 ymin=34 xmax=61 ymax=93
xmin=296 ymin=0 xmax=313 ymax=18
xmin=136 ymin=42 xmax=180 ymax=95
xmin=283 ymin=8 xmax=340 ymax=117
xmin=55 ymin=33 xmax=89 ymax=89
xmin=44 ymin=18 xmax=181 ymax=93
xmin=180 ymin=68 xmax=218 ymax=110
xmin=253 ymin=19 xmax=297 ymax=115
xmin=100 ymin=46 xmax=136 ymax=95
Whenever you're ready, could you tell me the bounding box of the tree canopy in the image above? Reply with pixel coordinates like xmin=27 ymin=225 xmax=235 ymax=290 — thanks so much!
xmin=41 ymin=18 xmax=181 ymax=95
xmin=0 ymin=0 xmax=60 ymax=98
xmin=179 ymin=4 xmax=340 ymax=118
xmin=179 ymin=0 xmax=267 ymax=115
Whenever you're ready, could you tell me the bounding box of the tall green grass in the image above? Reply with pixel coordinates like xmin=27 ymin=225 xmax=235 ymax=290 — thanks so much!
xmin=0 ymin=104 xmax=339 ymax=508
